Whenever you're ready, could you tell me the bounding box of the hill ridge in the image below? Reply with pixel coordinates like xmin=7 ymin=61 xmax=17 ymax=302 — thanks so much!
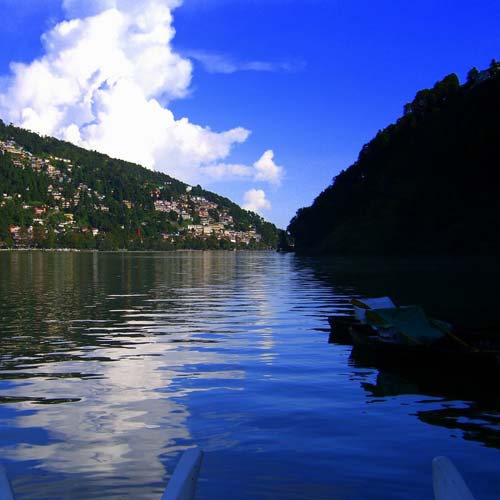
xmin=288 ymin=61 xmax=500 ymax=255
xmin=0 ymin=120 xmax=279 ymax=250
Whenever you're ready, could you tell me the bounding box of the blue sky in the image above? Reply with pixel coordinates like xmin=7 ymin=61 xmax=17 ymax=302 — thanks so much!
xmin=0 ymin=0 xmax=499 ymax=228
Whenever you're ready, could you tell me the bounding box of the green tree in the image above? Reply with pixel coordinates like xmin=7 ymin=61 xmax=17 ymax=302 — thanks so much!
xmin=32 ymin=225 xmax=47 ymax=248
xmin=467 ymin=67 xmax=480 ymax=83
xmin=45 ymin=228 xmax=56 ymax=249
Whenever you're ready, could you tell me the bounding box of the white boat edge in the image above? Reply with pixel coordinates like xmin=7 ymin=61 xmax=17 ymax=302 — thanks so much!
xmin=433 ymin=456 xmax=476 ymax=500
xmin=0 ymin=451 xmax=479 ymax=500
xmin=0 ymin=465 xmax=15 ymax=500
xmin=162 ymin=447 xmax=204 ymax=500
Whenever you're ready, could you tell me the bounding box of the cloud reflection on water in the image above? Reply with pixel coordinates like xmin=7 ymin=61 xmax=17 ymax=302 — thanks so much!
xmin=0 ymin=251 xmax=280 ymax=498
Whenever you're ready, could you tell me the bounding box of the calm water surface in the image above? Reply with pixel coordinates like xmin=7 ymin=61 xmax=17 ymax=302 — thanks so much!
xmin=0 ymin=251 xmax=498 ymax=499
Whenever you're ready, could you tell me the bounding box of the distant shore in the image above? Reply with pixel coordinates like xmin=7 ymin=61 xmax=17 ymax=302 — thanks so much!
xmin=0 ymin=247 xmax=275 ymax=253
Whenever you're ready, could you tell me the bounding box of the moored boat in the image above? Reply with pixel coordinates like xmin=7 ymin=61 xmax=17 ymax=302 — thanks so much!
xmin=327 ymin=314 xmax=359 ymax=344
xmin=330 ymin=297 xmax=500 ymax=377
xmin=350 ymin=337 xmax=500 ymax=378
xmin=328 ymin=297 xmax=396 ymax=344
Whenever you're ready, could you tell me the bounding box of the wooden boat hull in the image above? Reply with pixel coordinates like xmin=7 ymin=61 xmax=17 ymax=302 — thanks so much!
xmin=327 ymin=315 xmax=360 ymax=344
xmin=349 ymin=328 xmax=500 ymax=378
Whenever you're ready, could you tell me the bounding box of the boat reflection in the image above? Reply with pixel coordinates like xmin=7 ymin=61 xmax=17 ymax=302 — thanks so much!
xmin=348 ymin=344 xmax=500 ymax=450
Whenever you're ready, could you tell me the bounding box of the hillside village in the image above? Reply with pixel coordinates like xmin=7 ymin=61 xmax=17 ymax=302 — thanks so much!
xmin=0 ymin=138 xmax=267 ymax=249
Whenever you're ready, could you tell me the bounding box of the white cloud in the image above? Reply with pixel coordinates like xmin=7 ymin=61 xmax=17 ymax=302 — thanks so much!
xmin=61 ymin=0 xmax=183 ymax=18
xmin=243 ymin=189 xmax=271 ymax=214
xmin=186 ymin=50 xmax=304 ymax=75
xmin=254 ymin=149 xmax=284 ymax=185
xmin=201 ymin=162 xmax=254 ymax=181
xmin=0 ymin=0 xmax=256 ymax=184
xmin=201 ymin=150 xmax=284 ymax=186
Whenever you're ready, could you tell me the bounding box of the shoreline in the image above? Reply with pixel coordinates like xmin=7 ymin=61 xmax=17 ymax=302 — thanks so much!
xmin=0 ymin=247 xmax=277 ymax=253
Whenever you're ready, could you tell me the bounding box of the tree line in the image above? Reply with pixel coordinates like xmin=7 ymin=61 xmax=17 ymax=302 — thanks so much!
xmin=288 ymin=61 xmax=500 ymax=255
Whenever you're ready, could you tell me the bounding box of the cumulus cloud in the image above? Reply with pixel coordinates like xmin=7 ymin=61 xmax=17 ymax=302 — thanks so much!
xmin=253 ymin=150 xmax=284 ymax=185
xmin=201 ymin=150 xmax=284 ymax=185
xmin=0 ymin=0 xmax=269 ymax=184
xmin=61 ymin=0 xmax=183 ymax=19
xmin=243 ymin=189 xmax=271 ymax=214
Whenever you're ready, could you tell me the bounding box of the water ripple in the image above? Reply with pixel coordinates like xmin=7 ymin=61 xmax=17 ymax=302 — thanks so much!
xmin=0 ymin=252 xmax=498 ymax=500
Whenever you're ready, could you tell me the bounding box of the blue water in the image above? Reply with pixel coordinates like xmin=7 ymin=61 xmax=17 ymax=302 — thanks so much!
xmin=0 ymin=251 xmax=498 ymax=499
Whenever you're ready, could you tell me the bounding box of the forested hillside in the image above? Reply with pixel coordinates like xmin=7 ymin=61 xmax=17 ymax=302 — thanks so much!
xmin=0 ymin=120 xmax=279 ymax=250
xmin=288 ymin=61 xmax=500 ymax=255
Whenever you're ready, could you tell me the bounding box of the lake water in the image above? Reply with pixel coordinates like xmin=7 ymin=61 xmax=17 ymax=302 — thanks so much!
xmin=0 ymin=251 xmax=498 ymax=499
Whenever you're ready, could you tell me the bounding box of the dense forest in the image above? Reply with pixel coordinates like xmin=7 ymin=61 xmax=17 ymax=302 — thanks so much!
xmin=288 ymin=61 xmax=500 ymax=255
xmin=0 ymin=120 xmax=280 ymax=250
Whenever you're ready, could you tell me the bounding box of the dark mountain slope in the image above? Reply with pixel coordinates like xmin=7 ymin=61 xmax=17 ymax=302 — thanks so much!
xmin=288 ymin=63 xmax=500 ymax=255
